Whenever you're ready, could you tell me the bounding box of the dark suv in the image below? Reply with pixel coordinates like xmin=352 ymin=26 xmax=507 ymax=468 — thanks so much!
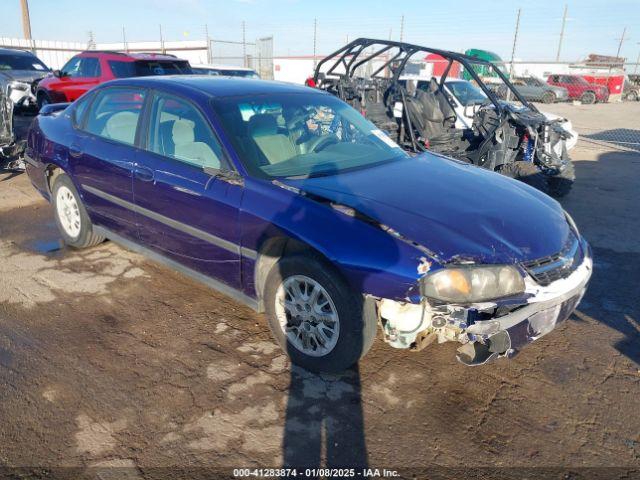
xmin=36 ymin=51 xmax=192 ymax=108
xmin=0 ymin=48 xmax=50 ymax=112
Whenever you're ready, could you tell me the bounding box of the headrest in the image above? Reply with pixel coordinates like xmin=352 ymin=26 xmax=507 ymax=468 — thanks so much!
xmin=172 ymin=119 xmax=195 ymax=145
xmin=249 ymin=114 xmax=278 ymax=137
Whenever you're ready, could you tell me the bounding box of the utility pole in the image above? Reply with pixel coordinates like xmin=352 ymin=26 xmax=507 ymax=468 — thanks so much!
xmin=159 ymin=24 xmax=165 ymax=54
xmin=242 ymin=21 xmax=246 ymax=67
xmin=615 ymin=26 xmax=627 ymax=59
xmin=313 ymin=18 xmax=318 ymax=68
xmin=19 ymin=0 xmax=32 ymax=40
xmin=509 ymin=8 xmax=521 ymax=77
xmin=204 ymin=24 xmax=211 ymax=63
xmin=506 ymin=8 xmax=521 ymax=102
xmin=556 ymin=4 xmax=568 ymax=62
xmin=399 ymin=15 xmax=405 ymax=42
xmin=122 ymin=26 xmax=128 ymax=53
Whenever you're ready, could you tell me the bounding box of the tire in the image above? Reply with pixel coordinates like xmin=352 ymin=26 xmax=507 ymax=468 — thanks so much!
xmin=547 ymin=159 xmax=575 ymax=198
xmin=541 ymin=91 xmax=556 ymax=104
xmin=51 ymin=174 xmax=105 ymax=248
xmin=626 ymin=91 xmax=638 ymax=102
xmin=36 ymin=91 xmax=51 ymax=110
xmin=498 ymin=161 xmax=549 ymax=193
xmin=264 ymin=251 xmax=377 ymax=373
xmin=580 ymin=91 xmax=596 ymax=105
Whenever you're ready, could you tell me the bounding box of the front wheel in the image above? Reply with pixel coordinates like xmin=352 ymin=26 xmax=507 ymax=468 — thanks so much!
xmin=264 ymin=252 xmax=377 ymax=373
xmin=52 ymin=174 xmax=105 ymax=248
xmin=541 ymin=91 xmax=556 ymax=104
xmin=36 ymin=91 xmax=51 ymax=110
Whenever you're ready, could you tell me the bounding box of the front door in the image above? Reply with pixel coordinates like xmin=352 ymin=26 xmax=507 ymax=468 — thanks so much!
xmin=133 ymin=90 xmax=243 ymax=288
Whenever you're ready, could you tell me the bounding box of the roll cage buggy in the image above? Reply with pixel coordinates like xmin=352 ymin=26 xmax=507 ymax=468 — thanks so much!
xmin=312 ymin=38 xmax=575 ymax=196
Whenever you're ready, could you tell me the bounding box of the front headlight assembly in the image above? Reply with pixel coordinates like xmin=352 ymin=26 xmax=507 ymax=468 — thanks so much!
xmin=421 ymin=265 xmax=525 ymax=303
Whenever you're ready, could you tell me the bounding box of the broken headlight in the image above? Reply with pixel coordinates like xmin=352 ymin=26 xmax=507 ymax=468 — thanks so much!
xmin=421 ymin=265 xmax=524 ymax=303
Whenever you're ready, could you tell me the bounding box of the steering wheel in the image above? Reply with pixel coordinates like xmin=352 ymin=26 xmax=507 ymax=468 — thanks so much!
xmin=306 ymin=134 xmax=340 ymax=153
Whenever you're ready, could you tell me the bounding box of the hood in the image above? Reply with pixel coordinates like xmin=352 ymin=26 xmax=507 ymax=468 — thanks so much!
xmin=284 ymin=154 xmax=571 ymax=265
xmin=0 ymin=69 xmax=48 ymax=84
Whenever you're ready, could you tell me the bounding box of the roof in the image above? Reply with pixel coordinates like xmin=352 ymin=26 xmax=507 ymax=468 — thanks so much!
xmin=78 ymin=50 xmax=185 ymax=62
xmin=193 ymin=64 xmax=256 ymax=71
xmin=0 ymin=47 xmax=37 ymax=56
xmin=106 ymin=75 xmax=322 ymax=97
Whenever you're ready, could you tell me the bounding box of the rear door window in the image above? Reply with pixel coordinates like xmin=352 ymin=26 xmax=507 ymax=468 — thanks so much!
xmin=84 ymin=87 xmax=146 ymax=146
xmin=79 ymin=57 xmax=101 ymax=78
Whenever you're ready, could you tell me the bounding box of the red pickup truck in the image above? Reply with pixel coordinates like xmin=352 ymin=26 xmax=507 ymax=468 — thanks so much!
xmin=547 ymin=74 xmax=609 ymax=104
xmin=36 ymin=51 xmax=192 ymax=108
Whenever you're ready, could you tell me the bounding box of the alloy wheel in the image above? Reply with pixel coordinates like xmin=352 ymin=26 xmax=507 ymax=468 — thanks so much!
xmin=274 ymin=275 xmax=340 ymax=357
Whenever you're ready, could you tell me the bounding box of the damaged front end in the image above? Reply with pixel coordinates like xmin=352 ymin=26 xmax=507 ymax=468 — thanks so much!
xmin=376 ymin=232 xmax=592 ymax=366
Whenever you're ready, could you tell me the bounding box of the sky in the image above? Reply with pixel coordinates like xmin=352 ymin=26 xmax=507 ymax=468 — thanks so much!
xmin=2 ymin=0 xmax=640 ymax=62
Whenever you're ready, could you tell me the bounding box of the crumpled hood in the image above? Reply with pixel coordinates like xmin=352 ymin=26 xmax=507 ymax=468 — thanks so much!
xmin=284 ymin=153 xmax=571 ymax=264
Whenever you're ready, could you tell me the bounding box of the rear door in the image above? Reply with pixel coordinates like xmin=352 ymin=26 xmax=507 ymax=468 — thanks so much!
xmin=132 ymin=90 xmax=243 ymax=288
xmin=71 ymin=86 xmax=147 ymax=239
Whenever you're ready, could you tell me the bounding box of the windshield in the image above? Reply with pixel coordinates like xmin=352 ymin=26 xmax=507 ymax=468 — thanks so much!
xmin=446 ymin=80 xmax=488 ymax=106
xmin=212 ymin=93 xmax=408 ymax=179
xmin=0 ymin=53 xmax=49 ymax=72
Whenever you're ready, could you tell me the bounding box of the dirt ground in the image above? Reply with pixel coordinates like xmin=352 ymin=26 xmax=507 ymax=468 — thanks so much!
xmin=0 ymin=103 xmax=639 ymax=479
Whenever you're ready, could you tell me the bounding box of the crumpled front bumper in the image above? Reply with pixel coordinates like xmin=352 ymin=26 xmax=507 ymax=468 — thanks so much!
xmin=457 ymin=245 xmax=593 ymax=366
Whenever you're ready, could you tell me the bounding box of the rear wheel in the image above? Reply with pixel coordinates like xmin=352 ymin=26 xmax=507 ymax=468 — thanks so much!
xmin=626 ymin=90 xmax=638 ymax=102
xmin=264 ymin=252 xmax=377 ymax=373
xmin=541 ymin=91 xmax=556 ymax=104
xmin=580 ymin=91 xmax=596 ymax=104
xmin=498 ymin=161 xmax=549 ymax=193
xmin=547 ymin=160 xmax=575 ymax=198
xmin=52 ymin=174 xmax=104 ymax=248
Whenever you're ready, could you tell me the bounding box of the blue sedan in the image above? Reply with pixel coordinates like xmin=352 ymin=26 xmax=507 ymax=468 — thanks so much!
xmin=24 ymin=76 xmax=592 ymax=372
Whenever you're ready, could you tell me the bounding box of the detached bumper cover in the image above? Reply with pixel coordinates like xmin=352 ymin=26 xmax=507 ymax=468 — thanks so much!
xmin=458 ymin=245 xmax=593 ymax=365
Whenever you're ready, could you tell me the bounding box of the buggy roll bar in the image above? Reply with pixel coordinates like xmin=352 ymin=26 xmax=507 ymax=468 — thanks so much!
xmin=313 ymin=38 xmax=536 ymax=113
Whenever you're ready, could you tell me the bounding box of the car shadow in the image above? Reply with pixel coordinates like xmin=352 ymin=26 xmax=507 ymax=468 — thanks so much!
xmin=259 ymin=162 xmax=402 ymax=471
xmin=563 ymin=150 xmax=640 ymax=365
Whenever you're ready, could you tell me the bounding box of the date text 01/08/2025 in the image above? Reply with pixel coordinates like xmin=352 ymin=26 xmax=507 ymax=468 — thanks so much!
xmin=233 ymin=468 xmax=400 ymax=477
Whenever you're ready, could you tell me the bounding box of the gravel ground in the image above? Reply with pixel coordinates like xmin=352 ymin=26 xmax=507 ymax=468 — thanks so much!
xmin=0 ymin=104 xmax=639 ymax=479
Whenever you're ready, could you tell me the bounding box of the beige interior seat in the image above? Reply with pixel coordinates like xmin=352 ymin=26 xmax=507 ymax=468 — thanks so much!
xmin=172 ymin=119 xmax=220 ymax=169
xmin=248 ymin=114 xmax=296 ymax=164
xmin=103 ymin=111 xmax=138 ymax=144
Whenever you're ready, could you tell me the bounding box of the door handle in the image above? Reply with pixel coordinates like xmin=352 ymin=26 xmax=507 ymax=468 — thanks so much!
xmin=133 ymin=165 xmax=154 ymax=182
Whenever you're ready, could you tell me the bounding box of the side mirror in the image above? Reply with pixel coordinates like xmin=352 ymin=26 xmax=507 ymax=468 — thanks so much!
xmin=53 ymin=70 xmax=63 ymax=78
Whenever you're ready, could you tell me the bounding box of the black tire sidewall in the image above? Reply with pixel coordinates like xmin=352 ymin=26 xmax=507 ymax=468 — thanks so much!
xmin=581 ymin=91 xmax=596 ymax=104
xmin=52 ymin=174 xmax=95 ymax=248
xmin=264 ymin=252 xmax=376 ymax=373
xmin=37 ymin=91 xmax=50 ymax=110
